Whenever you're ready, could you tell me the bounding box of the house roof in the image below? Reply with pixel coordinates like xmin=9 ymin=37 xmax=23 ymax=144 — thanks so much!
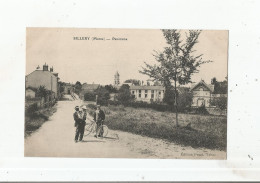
xmin=177 ymin=87 xmax=190 ymax=94
xmin=26 ymin=86 xmax=37 ymax=92
xmin=26 ymin=70 xmax=58 ymax=79
xmin=130 ymin=85 xmax=165 ymax=90
xmin=190 ymin=80 xmax=214 ymax=92
xmin=81 ymin=83 xmax=100 ymax=90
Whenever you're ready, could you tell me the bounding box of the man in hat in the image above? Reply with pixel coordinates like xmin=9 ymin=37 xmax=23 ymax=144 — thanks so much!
xmin=73 ymin=105 xmax=87 ymax=143
xmin=93 ymin=105 xmax=105 ymax=138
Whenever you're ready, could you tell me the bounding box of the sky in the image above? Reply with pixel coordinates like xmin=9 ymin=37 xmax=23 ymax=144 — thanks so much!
xmin=26 ymin=28 xmax=228 ymax=86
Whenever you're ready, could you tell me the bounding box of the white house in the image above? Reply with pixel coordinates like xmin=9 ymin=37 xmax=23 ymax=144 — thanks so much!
xmin=129 ymin=85 xmax=165 ymax=103
xmin=190 ymin=80 xmax=227 ymax=108
xmin=190 ymin=80 xmax=214 ymax=107
xmin=25 ymin=64 xmax=59 ymax=98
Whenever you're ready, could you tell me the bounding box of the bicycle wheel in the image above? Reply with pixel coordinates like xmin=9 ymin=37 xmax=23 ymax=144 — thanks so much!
xmin=84 ymin=123 xmax=94 ymax=136
xmin=97 ymin=125 xmax=108 ymax=138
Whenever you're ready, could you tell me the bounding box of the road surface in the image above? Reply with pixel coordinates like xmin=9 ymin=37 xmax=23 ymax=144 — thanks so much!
xmin=25 ymin=97 xmax=226 ymax=159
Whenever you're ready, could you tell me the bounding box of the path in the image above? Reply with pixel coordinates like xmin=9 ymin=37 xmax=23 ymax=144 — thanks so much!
xmin=24 ymin=97 xmax=226 ymax=159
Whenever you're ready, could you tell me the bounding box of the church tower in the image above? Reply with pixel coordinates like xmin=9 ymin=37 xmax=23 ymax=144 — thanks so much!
xmin=114 ymin=71 xmax=120 ymax=86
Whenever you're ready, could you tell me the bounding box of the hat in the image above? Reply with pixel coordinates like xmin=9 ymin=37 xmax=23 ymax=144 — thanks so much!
xmin=82 ymin=106 xmax=87 ymax=110
xmin=75 ymin=106 xmax=79 ymax=110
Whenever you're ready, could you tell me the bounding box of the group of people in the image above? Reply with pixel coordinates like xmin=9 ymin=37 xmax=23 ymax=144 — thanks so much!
xmin=73 ymin=105 xmax=105 ymax=143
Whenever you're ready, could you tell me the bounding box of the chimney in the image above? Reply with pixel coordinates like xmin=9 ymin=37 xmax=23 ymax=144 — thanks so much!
xmin=50 ymin=66 xmax=53 ymax=72
xmin=36 ymin=65 xmax=40 ymax=70
xmin=43 ymin=63 xmax=48 ymax=71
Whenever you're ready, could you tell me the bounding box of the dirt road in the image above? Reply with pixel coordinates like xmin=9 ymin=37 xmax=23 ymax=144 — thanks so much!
xmin=25 ymin=98 xmax=226 ymax=159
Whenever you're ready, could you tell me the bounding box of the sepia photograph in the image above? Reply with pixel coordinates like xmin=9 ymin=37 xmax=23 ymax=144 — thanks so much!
xmin=24 ymin=28 xmax=228 ymax=159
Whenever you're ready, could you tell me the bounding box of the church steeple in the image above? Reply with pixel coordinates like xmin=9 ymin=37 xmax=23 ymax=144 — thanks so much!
xmin=114 ymin=71 xmax=120 ymax=86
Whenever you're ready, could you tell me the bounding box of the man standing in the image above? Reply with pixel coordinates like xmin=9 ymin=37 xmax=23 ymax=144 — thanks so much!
xmin=93 ymin=105 xmax=105 ymax=138
xmin=73 ymin=106 xmax=87 ymax=143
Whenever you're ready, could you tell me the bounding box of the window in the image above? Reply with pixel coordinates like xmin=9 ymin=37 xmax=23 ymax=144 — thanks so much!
xmin=139 ymin=93 xmax=141 ymax=98
xmin=151 ymin=90 xmax=154 ymax=93
xmin=159 ymin=91 xmax=161 ymax=95
xmin=145 ymin=90 xmax=148 ymax=93
xmin=132 ymin=91 xmax=135 ymax=94
xmin=139 ymin=90 xmax=141 ymax=93
xmin=145 ymin=94 xmax=147 ymax=98
xmin=151 ymin=94 xmax=154 ymax=98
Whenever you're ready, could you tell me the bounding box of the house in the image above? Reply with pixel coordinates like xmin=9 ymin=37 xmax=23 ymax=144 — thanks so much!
xmin=190 ymin=80 xmax=227 ymax=108
xmin=25 ymin=87 xmax=37 ymax=98
xmin=25 ymin=63 xmax=59 ymax=98
xmin=63 ymin=83 xmax=74 ymax=94
xmin=130 ymin=85 xmax=165 ymax=103
xmin=79 ymin=83 xmax=100 ymax=99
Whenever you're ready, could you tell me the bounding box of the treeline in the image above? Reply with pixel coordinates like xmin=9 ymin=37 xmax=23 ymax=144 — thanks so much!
xmin=84 ymin=84 xmax=197 ymax=114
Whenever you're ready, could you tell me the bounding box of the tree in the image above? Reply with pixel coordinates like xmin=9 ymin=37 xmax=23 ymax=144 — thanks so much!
xmin=74 ymin=81 xmax=82 ymax=95
xmin=36 ymin=85 xmax=48 ymax=98
xmin=211 ymin=77 xmax=228 ymax=94
xmin=117 ymin=84 xmax=134 ymax=104
xmin=104 ymin=84 xmax=118 ymax=93
xmin=95 ymin=86 xmax=110 ymax=105
xmin=210 ymin=96 xmax=227 ymax=110
xmin=84 ymin=92 xmax=96 ymax=101
xmin=140 ymin=29 xmax=212 ymax=126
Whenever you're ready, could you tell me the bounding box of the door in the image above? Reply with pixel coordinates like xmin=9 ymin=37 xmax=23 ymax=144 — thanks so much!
xmin=197 ymin=99 xmax=205 ymax=107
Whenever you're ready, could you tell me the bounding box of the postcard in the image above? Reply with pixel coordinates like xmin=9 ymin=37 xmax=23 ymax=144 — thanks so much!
xmin=24 ymin=28 xmax=228 ymax=159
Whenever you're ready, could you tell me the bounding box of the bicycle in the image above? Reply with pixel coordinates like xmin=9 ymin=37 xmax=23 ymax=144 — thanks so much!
xmin=84 ymin=120 xmax=108 ymax=138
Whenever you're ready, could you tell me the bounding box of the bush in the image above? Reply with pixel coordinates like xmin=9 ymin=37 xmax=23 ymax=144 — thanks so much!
xmin=195 ymin=105 xmax=209 ymax=115
xmin=84 ymin=92 xmax=96 ymax=101
xmin=210 ymin=96 xmax=227 ymax=110
xmin=116 ymin=84 xmax=134 ymax=104
xmin=95 ymin=86 xmax=110 ymax=106
xmin=87 ymin=103 xmax=96 ymax=110
xmin=26 ymin=103 xmax=38 ymax=116
xmin=108 ymin=100 xmax=188 ymax=113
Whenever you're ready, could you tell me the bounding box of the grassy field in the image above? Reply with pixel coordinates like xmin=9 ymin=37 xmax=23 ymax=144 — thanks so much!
xmin=24 ymin=105 xmax=57 ymax=137
xmin=86 ymin=104 xmax=227 ymax=151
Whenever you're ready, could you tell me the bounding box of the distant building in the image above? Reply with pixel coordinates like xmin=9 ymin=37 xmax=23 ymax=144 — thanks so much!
xmin=130 ymin=85 xmax=165 ymax=103
xmin=190 ymin=80 xmax=227 ymax=108
xmin=25 ymin=87 xmax=37 ymax=98
xmin=25 ymin=63 xmax=60 ymax=98
xmin=63 ymin=83 xmax=74 ymax=94
xmin=79 ymin=83 xmax=100 ymax=99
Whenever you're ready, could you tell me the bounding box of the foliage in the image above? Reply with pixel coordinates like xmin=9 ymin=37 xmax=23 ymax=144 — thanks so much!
xmin=84 ymin=92 xmax=96 ymax=101
xmin=87 ymin=103 xmax=97 ymax=110
xmin=177 ymin=90 xmax=193 ymax=109
xmin=163 ymin=86 xmax=175 ymax=105
xmin=74 ymin=81 xmax=82 ymax=95
xmin=210 ymin=96 xmax=227 ymax=110
xmin=195 ymin=105 xmax=209 ymax=115
xmin=59 ymin=82 xmax=66 ymax=93
xmin=211 ymin=77 xmax=228 ymax=94
xmin=104 ymin=84 xmax=118 ymax=93
xmin=116 ymin=84 xmax=135 ymax=104
xmin=95 ymin=86 xmax=110 ymax=105
xmin=36 ymin=85 xmax=49 ymax=98
xmin=124 ymin=79 xmax=141 ymax=86
xmin=140 ymin=29 xmax=212 ymax=126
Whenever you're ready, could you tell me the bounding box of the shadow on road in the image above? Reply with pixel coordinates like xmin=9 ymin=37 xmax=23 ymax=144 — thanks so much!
xmin=102 ymin=136 xmax=119 ymax=140
xmin=81 ymin=140 xmax=105 ymax=143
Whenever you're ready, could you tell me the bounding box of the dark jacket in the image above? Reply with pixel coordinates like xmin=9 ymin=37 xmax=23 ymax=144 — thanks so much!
xmin=93 ymin=109 xmax=105 ymax=122
xmin=73 ymin=111 xmax=86 ymax=126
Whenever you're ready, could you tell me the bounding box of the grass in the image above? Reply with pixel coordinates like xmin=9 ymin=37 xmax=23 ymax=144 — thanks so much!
xmin=86 ymin=104 xmax=227 ymax=151
xmin=24 ymin=105 xmax=57 ymax=137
